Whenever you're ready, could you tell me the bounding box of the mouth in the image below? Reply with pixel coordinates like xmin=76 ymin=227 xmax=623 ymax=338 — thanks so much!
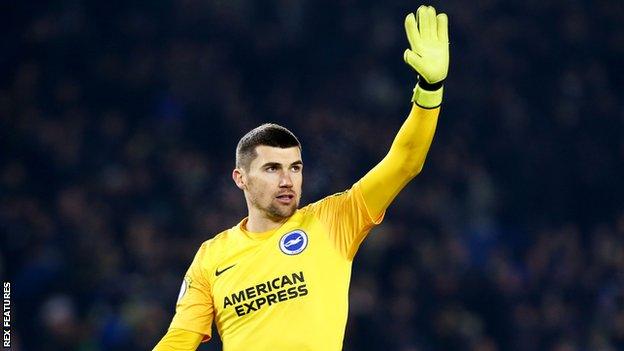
xmin=275 ymin=193 xmax=295 ymax=205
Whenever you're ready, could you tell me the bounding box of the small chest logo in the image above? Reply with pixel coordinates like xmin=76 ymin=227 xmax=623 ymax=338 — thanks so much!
xmin=279 ymin=230 xmax=308 ymax=255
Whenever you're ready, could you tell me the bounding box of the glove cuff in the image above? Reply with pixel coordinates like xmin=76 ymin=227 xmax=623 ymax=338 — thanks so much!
xmin=418 ymin=78 xmax=444 ymax=91
xmin=411 ymin=83 xmax=443 ymax=109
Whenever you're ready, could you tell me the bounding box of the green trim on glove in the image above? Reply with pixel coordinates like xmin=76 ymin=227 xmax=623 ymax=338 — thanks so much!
xmin=412 ymin=84 xmax=443 ymax=109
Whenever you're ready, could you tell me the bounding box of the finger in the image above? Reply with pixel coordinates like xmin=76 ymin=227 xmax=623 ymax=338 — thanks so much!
xmin=404 ymin=13 xmax=419 ymax=49
xmin=417 ymin=5 xmax=430 ymax=40
xmin=437 ymin=13 xmax=449 ymax=43
xmin=404 ymin=49 xmax=424 ymax=73
xmin=428 ymin=6 xmax=438 ymax=40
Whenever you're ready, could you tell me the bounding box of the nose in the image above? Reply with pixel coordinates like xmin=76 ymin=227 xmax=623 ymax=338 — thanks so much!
xmin=279 ymin=171 xmax=293 ymax=188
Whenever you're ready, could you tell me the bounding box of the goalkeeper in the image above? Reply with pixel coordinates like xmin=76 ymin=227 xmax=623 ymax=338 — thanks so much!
xmin=154 ymin=5 xmax=449 ymax=351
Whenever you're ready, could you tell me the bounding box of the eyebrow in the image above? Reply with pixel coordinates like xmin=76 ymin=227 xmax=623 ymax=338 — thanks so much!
xmin=261 ymin=160 xmax=303 ymax=168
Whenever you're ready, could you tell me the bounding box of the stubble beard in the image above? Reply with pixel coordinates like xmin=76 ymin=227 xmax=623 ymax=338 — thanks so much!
xmin=266 ymin=200 xmax=297 ymax=220
xmin=249 ymin=192 xmax=298 ymax=221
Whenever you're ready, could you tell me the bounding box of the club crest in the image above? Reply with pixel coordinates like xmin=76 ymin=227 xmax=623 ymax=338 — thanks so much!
xmin=279 ymin=230 xmax=308 ymax=255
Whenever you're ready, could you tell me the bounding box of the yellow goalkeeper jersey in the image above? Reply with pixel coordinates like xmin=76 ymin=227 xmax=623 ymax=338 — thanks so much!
xmin=169 ymin=181 xmax=384 ymax=351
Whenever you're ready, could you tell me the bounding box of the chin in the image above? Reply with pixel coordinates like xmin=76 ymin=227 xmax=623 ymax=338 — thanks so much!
xmin=279 ymin=206 xmax=297 ymax=218
xmin=268 ymin=203 xmax=297 ymax=219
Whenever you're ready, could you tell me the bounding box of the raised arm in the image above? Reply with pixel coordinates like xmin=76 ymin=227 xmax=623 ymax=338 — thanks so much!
xmin=360 ymin=5 xmax=449 ymax=218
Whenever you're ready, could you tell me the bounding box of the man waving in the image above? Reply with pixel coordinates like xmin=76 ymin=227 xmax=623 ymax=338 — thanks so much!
xmin=154 ymin=5 xmax=449 ymax=350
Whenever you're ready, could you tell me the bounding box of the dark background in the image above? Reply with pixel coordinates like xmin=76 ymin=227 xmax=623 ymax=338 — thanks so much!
xmin=2 ymin=0 xmax=623 ymax=350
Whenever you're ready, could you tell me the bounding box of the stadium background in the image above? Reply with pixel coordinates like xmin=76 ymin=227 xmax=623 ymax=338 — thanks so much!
xmin=2 ymin=0 xmax=623 ymax=350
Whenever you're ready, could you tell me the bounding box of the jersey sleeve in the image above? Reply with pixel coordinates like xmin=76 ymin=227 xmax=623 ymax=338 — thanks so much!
xmin=152 ymin=328 xmax=203 ymax=350
xmin=308 ymin=181 xmax=385 ymax=260
xmin=168 ymin=242 xmax=214 ymax=342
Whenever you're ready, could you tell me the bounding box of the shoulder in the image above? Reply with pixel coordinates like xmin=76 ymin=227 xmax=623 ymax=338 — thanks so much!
xmin=308 ymin=189 xmax=350 ymax=207
xmin=304 ymin=183 xmax=361 ymax=211
xmin=194 ymin=226 xmax=238 ymax=260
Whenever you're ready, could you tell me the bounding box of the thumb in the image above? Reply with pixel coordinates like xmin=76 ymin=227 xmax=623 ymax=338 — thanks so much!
xmin=404 ymin=49 xmax=424 ymax=73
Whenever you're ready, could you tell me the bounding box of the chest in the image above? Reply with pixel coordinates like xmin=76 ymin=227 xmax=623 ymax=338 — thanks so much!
xmin=209 ymin=221 xmax=346 ymax=320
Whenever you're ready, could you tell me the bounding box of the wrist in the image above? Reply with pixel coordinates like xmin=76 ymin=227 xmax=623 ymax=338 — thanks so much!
xmin=411 ymin=82 xmax=443 ymax=109
xmin=417 ymin=77 xmax=444 ymax=91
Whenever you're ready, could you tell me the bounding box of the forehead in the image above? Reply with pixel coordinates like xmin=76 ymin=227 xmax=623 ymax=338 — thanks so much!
xmin=250 ymin=145 xmax=301 ymax=167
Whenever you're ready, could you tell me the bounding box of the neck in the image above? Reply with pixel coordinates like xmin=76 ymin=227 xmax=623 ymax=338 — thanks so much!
xmin=245 ymin=208 xmax=289 ymax=233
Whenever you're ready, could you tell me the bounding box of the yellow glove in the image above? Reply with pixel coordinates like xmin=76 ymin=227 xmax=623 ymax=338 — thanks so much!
xmin=403 ymin=5 xmax=449 ymax=108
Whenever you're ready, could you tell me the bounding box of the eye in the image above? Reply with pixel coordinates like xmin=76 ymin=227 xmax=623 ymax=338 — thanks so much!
xmin=291 ymin=165 xmax=302 ymax=172
xmin=266 ymin=166 xmax=277 ymax=172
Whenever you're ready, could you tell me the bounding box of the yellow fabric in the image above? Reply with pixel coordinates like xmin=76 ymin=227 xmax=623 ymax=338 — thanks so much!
xmin=360 ymin=104 xmax=440 ymax=218
xmin=165 ymin=182 xmax=383 ymax=351
xmin=168 ymin=243 xmax=215 ymax=340
xmin=152 ymin=328 xmax=202 ymax=351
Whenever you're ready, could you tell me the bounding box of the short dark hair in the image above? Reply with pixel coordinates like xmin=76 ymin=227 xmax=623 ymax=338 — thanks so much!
xmin=236 ymin=123 xmax=302 ymax=171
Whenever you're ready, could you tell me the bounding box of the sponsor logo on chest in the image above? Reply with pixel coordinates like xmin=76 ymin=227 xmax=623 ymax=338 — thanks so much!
xmin=223 ymin=271 xmax=309 ymax=317
xmin=220 ymin=229 xmax=311 ymax=317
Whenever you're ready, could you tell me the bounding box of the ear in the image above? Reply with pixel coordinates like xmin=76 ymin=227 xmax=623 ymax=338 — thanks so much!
xmin=232 ymin=168 xmax=246 ymax=190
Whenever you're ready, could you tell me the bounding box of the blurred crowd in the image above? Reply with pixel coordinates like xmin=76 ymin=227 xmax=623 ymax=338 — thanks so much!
xmin=2 ymin=0 xmax=623 ymax=350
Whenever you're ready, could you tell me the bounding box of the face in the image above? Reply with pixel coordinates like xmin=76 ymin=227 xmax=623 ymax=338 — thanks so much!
xmin=233 ymin=146 xmax=303 ymax=220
